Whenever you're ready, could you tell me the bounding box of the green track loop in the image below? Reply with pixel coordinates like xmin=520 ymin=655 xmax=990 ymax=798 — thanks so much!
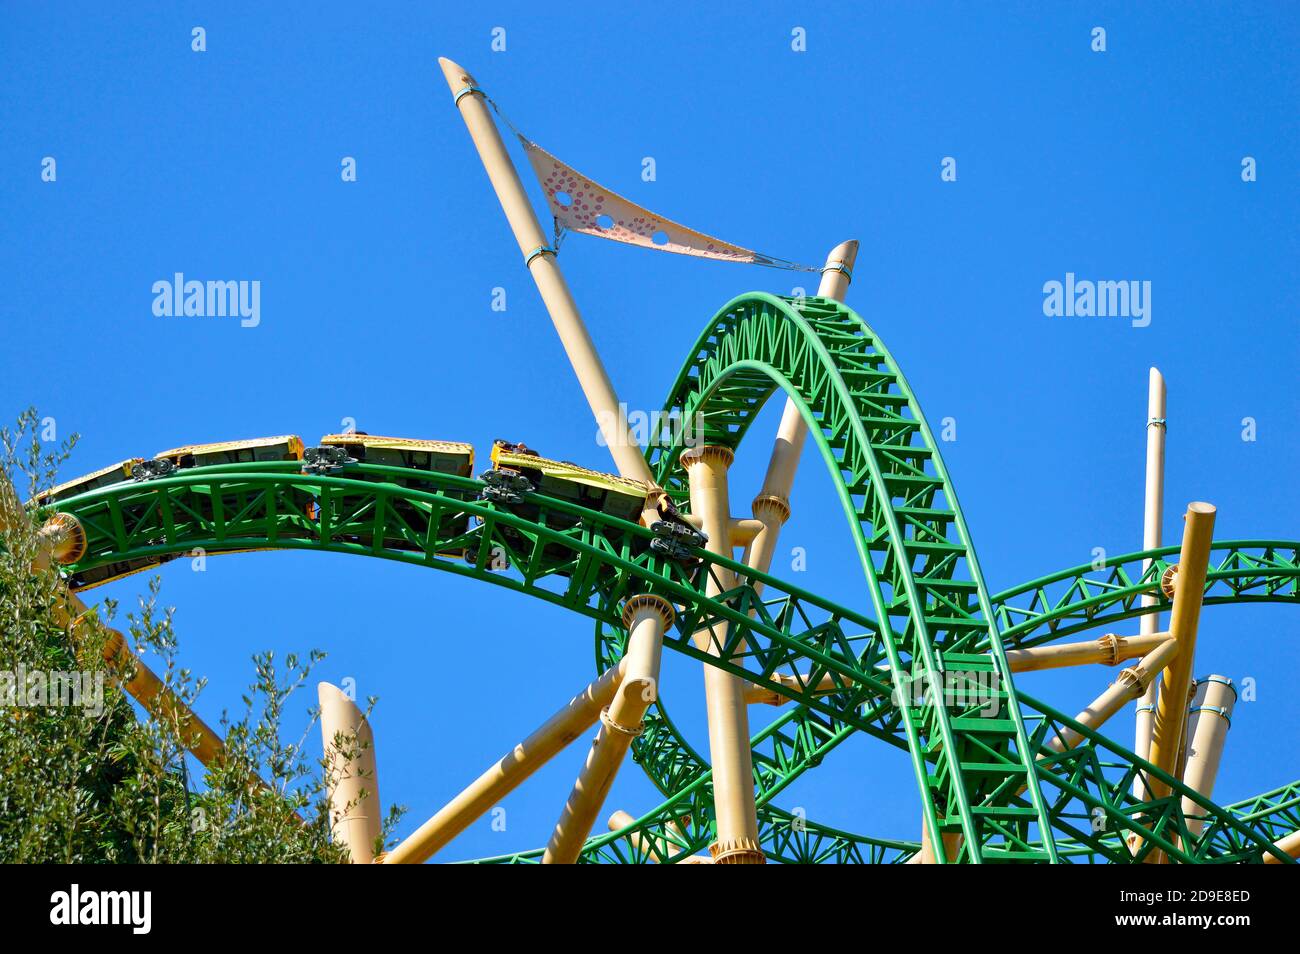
xmin=638 ymin=293 xmax=1056 ymax=863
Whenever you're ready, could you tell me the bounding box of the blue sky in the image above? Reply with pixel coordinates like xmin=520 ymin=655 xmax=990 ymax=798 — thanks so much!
xmin=2 ymin=2 xmax=1296 ymax=861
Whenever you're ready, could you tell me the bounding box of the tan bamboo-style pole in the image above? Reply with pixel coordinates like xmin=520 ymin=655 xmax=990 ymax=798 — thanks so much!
xmin=757 ymin=633 xmax=1171 ymax=709
xmin=1004 ymin=632 xmax=1170 ymax=673
xmin=437 ymin=57 xmax=653 ymax=486
xmin=1041 ymin=641 xmax=1183 ymax=863
xmin=752 ymin=241 xmax=858 ymax=519
xmin=1133 ymin=368 xmax=1167 ymax=791
xmin=743 ymin=671 xmax=848 ymax=705
xmin=682 ymin=514 xmax=767 ymax=549
xmin=0 ymin=483 xmax=230 ymax=770
xmin=741 ymin=242 xmax=857 ymax=585
xmin=381 ymin=659 xmax=627 ymax=864
xmin=97 ymin=625 xmax=228 ymax=767
xmin=681 ymin=444 xmax=764 ymax=864
xmin=1040 ymin=638 xmax=1181 ymax=756
xmin=319 ymin=682 xmax=382 ymax=864
xmin=1179 ymin=675 xmax=1236 ymax=837
xmin=738 ymin=244 xmax=857 ymax=716
xmin=1145 ymin=503 xmax=1216 ymax=797
xmin=542 ymin=596 xmax=673 ymax=863
xmin=1263 ymin=830 xmax=1300 ymax=864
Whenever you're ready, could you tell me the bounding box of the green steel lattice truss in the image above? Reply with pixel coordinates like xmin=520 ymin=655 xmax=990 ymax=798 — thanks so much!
xmin=40 ymin=294 xmax=1299 ymax=863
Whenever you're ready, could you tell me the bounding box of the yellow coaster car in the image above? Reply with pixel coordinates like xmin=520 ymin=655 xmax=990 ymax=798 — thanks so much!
xmin=488 ymin=441 xmax=647 ymax=523
xmin=316 ymin=434 xmax=473 ymax=479
xmin=309 ymin=433 xmax=475 ymax=556
xmin=151 ymin=435 xmax=305 ymax=472
xmin=84 ymin=435 xmax=317 ymax=584
xmin=33 ymin=458 xmax=142 ymax=507
xmin=480 ymin=440 xmax=704 ymax=570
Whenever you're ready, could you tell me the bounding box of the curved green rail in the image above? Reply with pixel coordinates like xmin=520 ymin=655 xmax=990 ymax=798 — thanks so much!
xmin=1226 ymin=781 xmax=1300 ymax=846
xmin=580 ymin=579 xmax=1300 ymax=864
xmin=45 ymin=460 xmax=921 ymax=858
xmin=484 ymin=687 xmax=1295 ymax=864
xmin=601 ymin=538 xmax=1300 ymax=862
xmin=40 ymin=293 xmax=1297 ymax=864
xmin=45 ymin=463 xmax=1293 ymax=862
xmin=990 ymin=541 xmax=1299 ymax=648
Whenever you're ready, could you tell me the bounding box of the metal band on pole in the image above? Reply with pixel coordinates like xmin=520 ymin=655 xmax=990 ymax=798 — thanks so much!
xmin=1188 ymin=704 xmax=1231 ymax=727
xmin=453 ymin=85 xmax=483 ymax=105
xmin=524 ymin=245 xmax=556 ymax=267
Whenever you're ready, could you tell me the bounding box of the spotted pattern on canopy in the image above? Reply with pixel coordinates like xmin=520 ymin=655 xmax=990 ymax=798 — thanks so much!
xmin=523 ymin=140 xmax=758 ymax=263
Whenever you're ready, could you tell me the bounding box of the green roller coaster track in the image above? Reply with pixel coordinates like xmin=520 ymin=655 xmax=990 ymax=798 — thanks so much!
xmin=37 ymin=294 xmax=1298 ymax=863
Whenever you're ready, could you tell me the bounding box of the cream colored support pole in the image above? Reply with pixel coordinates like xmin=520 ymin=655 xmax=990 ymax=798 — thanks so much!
xmin=754 ymin=634 xmax=1170 ymax=712
xmin=1047 ymin=641 xmax=1181 ymax=861
xmin=1142 ymin=504 xmax=1216 ymax=866
xmin=743 ymin=496 xmax=790 ymax=590
xmin=738 ymin=245 xmax=859 ymax=706
xmin=381 ymin=659 xmax=626 ymax=864
xmin=1134 ymin=368 xmax=1167 ymax=789
xmin=1042 ymin=638 xmax=1180 ymax=755
xmin=63 ymin=602 xmax=296 ymax=818
xmin=438 ymin=57 xmax=653 ymax=485
xmin=744 ymin=671 xmax=844 ymax=705
xmin=1263 ymin=831 xmax=1300 ymax=864
xmin=1145 ymin=503 xmax=1216 ymax=798
xmin=1004 ymin=632 xmax=1170 ymax=673
xmin=754 ymin=241 xmax=859 ymax=520
xmin=99 ymin=627 xmax=228 ymax=767
xmin=682 ymin=445 xmax=764 ymax=864
xmin=744 ymin=677 xmax=795 ymax=706
xmin=1180 ymin=675 xmax=1236 ymax=837
xmin=543 ymin=596 xmax=673 ymax=864
xmin=683 ymin=515 xmax=767 ymax=549
xmin=8 ymin=486 xmax=303 ymax=829
xmin=745 ymin=667 xmax=878 ymax=705
xmin=318 ymin=682 xmax=381 ymax=864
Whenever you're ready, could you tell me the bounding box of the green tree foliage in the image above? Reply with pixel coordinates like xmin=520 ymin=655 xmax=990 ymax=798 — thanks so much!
xmin=0 ymin=410 xmax=403 ymax=862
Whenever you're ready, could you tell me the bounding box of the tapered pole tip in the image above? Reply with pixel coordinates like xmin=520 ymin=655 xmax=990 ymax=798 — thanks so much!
xmin=438 ymin=57 xmax=474 ymax=89
xmin=829 ymin=239 xmax=859 ymax=263
xmin=318 ymin=681 xmax=363 ymax=716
